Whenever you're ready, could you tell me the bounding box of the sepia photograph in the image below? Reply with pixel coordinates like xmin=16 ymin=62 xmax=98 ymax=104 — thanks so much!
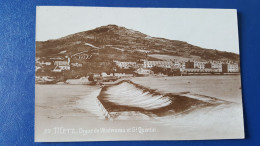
xmin=35 ymin=7 xmax=244 ymax=142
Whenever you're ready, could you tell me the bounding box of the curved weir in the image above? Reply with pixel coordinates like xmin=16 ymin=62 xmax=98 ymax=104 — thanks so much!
xmin=97 ymin=80 xmax=231 ymax=119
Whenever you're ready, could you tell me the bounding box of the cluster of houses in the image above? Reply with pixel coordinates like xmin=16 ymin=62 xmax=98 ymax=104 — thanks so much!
xmin=183 ymin=60 xmax=239 ymax=73
xmin=36 ymin=56 xmax=239 ymax=76
xmin=113 ymin=59 xmax=239 ymax=73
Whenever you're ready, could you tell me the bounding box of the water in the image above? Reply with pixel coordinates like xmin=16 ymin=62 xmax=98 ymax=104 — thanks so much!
xmin=35 ymin=84 xmax=103 ymax=118
xmin=98 ymin=80 xmax=231 ymax=118
xmin=35 ymin=75 xmax=244 ymax=141
xmin=131 ymin=75 xmax=243 ymax=103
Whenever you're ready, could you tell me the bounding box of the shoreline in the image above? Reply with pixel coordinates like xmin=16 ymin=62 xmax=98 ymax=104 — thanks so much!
xmin=35 ymin=74 xmax=241 ymax=85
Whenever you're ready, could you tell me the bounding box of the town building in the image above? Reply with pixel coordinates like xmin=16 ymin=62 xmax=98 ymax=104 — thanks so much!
xmin=222 ymin=63 xmax=239 ymax=73
xmin=173 ymin=62 xmax=182 ymax=68
xmin=114 ymin=61 xmax=137 ymax=69
xmin=227 ymin=63 xmax=239 ymax=72
xmin=143 ymin=60 xmax=174 ymax=68
xmin=183 ymin=68 xmax=220 ymax=73
xmin=183 ymin=60 xmax=223 ymax=73
xmin=53 ymin=57 xmax=70 ymax=72
xmin=194 ymin=61 xmax=207 ymax=69
xmin=210 ymin=62 xmax=222 ymax=72
xmin=134 ymin=68 xmax=152 ymax=76
xmin=54 ymin=61 xmax=69 ymax=66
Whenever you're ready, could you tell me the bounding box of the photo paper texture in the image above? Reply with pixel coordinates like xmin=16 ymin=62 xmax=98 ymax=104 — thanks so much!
xmin=35 ymin=7 xmax=244 ymax=142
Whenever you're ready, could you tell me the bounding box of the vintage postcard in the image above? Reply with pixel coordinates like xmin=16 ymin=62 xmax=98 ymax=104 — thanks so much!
xmin=35 ymin=7 xmax=244 ymax=142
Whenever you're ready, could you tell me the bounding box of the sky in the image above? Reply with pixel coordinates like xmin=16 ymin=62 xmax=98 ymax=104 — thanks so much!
xmin=36 ymin=6 xmax=240 ymax=54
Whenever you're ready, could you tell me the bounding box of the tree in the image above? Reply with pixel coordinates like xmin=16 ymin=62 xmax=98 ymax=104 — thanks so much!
xmin=88 ymin=74 xmax=94 ymax=81
xmin=151 ymin=66 xmax=166 ymax=74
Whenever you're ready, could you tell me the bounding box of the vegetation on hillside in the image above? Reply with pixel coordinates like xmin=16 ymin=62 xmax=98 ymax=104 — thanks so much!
xmin=36 ymin=25 xmax=240 ymax=63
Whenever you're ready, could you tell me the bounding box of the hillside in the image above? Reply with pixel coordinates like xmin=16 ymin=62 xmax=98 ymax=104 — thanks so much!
xmin=36 ymin=24 xmax=240 ymax=62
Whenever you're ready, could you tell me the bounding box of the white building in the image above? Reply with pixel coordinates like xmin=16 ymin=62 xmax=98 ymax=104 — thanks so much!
xmin=211 ymin=62 xmax=222 ymax=72
xmin=194 ymin=61 xmax=207 ymax=69
xmin=114 ymin=61 xmax=136 ymax=69
xmin=228 ymin=63 xmax=239 ymax=72
xmin=53 ymin=57 xmax=70 ymax=72
xmin=143 ymin=60 xmax=174 ymax=68
xmin=54 ymin=61 xmax=69 ymax=66
xmin=134 ymin=68 xmax=152 ymax=76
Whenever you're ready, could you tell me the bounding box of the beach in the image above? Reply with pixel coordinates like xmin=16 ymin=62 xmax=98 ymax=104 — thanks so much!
xmin=35 ymin=75 xmax=244 ymax=141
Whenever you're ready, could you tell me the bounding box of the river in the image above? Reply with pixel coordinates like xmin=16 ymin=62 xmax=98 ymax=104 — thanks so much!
xmin=35 ymin=75 xmax=244 ymax=141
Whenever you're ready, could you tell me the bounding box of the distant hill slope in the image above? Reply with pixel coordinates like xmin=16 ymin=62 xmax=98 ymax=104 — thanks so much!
xmin=36 ymin=24 xmax=240 ymax=62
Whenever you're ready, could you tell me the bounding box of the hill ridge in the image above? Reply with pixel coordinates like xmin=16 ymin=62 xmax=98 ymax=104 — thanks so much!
xmin=36 ymin=24 xmax=239 ymax=63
